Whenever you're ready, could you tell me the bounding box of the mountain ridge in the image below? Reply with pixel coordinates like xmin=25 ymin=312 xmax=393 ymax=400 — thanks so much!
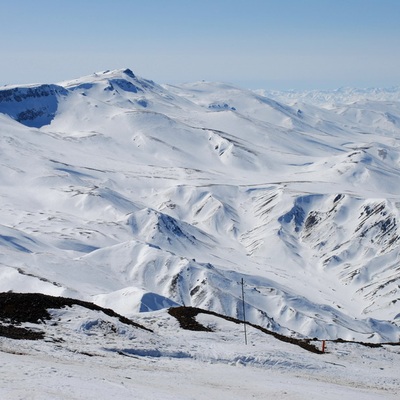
xmin=0 ymin=68 xmax=399 ymax=342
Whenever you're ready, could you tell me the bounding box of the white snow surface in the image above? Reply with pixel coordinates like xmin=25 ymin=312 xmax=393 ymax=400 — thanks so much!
xmin=0 ymin=305 xmax=399 ymax=399
xmin=0 ymin=68 xmax=400 ymax=346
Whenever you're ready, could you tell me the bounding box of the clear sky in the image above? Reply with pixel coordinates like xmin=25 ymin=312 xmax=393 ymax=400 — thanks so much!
xmin=1 ymin=0 xmax=399 ymax=90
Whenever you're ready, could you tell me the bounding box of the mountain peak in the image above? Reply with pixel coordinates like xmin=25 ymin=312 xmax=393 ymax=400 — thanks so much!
xmin=123 ymin=68 xmax=136 ymax=79
xmin=59 ymin=68 xmax=141 ymax=90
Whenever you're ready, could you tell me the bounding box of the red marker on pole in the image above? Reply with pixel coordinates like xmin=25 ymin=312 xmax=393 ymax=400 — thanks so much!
xmin=322 ymin=340 xmax=326 ymax=353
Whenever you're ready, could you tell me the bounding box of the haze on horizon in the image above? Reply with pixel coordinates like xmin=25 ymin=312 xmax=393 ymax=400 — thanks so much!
xmin=1 ymin=0 xmax=399 ymax=90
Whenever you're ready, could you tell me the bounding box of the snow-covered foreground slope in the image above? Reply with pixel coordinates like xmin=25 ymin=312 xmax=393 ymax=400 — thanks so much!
xmin=0 ymin=69 xmax=400 ymax=344
xmin=0 ymin=293 xmax=398 ymax=399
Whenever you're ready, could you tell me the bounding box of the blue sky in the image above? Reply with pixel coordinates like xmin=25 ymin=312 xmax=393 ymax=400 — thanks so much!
xmin=1 ymin=0 xmax=399 ymax=89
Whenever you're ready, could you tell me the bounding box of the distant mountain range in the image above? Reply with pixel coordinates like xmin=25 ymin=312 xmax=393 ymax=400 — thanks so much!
xmin=0 ymin=68 xmax=399 ymax=342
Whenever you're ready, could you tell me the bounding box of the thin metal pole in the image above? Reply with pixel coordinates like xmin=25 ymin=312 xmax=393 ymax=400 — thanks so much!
xmin=241 ymin=278 xmax=248 ymax=345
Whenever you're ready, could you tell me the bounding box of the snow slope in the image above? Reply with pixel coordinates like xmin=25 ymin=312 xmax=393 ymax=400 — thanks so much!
xmin=0 ymin=69 xmax=399 ymax=344
xmin=0 ymin=293 xmax=398 ymax=399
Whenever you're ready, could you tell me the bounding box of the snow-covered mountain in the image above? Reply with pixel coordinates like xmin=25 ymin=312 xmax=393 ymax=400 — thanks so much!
xmin=1 ymin=68 xmax=399 ymax=343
